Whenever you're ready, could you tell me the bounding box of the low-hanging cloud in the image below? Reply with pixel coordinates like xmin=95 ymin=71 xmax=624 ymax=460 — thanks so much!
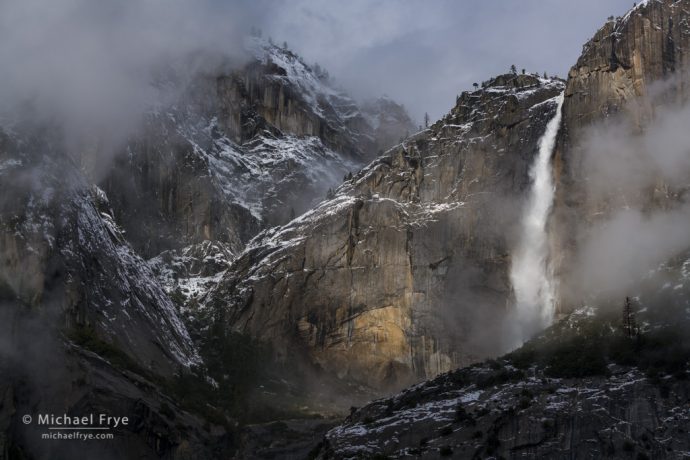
xmin=568 ymin=83 xmax=690 ymax=303
xmin=580 ymin=104 xmax=690 ymax=201
xmin=0 ymin=0 xmax=640 ymax=137
xmin=0 ymin=0 xmax=254 ymax=145
xmin=573 ymin=206 xmax=690 ymax=299
xmin=253 ymin=0 xmax=636 ymax=121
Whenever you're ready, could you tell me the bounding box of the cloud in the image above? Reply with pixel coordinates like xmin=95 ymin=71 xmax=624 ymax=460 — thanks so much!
xmin=0 ymin=0 xmax=252 ymax=142
xmin=567 ymin=84 xmax=690 ymax=303
xmin=253 ymin=0 xmax=636 ymax=121
xmin=0 ymin=0 xmax=639 ymax=134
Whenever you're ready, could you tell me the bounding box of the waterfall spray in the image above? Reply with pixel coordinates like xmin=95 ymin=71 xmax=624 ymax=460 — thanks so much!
xmin=510 ymin=92 xmax=564 ymax=344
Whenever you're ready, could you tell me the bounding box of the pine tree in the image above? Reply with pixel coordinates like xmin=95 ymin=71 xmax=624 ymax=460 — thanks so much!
xmin=424 ymin=112 xmax=430 ymax=128
xmin=510 ymin=64 xmax=517 ymax=75
xmin=622 ymin=296 xmax=638 ymax=338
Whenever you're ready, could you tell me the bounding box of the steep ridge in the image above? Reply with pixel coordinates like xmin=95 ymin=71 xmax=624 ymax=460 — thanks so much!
xmin=0 ymin=126 xmax=236 ymax=458
xmin=553 ymin=0 xmax=690 ymax=307
xmin=206 ymin=74 xmax=565 ymax=391
xmin=0 ymin=36 xmax=416 ymax=457
xmin=0 ymin=34 xmax=418 ymax=456
xmin=100 ymin=37 xmax=415 ymax=259
xmin=318 ymin=1 xmax=690 ymax=457
xmin=0 ymin=127 xmax=198 ymax=375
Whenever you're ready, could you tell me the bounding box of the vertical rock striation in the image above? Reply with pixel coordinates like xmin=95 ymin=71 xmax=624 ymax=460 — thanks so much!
xmin=207 ymin=75 xmax=566 ymax=391
xmin=100 ymin=37 xmax=416 ymax=259
xmin=552 ymin=0 xmax=690 ymax=309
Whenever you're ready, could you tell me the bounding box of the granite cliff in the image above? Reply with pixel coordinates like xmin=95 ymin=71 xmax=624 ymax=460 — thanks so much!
xmin=553 ymin=0 xmax=690 ymax=307
xmin=206 ymin=74 xmax=566 ymax=391
xmin=0 ymin=126 xmax=235 ymax=459
xmin=100 ymin=37 xmax=415 ymax=259
xmin=3 ymin=1 xmax=690 ymax=458
xmin=316 ymin=1 xmax=690 ymax=457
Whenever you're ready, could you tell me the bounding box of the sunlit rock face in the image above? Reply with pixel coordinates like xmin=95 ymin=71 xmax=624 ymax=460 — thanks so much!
xmin=207 ymin=75 xmax=565 ymax=391
xmin=552 ymin=0 xmax=690 ymax=309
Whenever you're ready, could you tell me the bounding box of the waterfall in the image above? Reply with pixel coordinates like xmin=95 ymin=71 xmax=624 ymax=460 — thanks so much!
xmin=510 ymin=92 xmax=564 ymax=344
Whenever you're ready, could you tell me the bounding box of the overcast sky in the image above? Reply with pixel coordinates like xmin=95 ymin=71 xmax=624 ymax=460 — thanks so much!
xmin=1 ymin=0 xmax=637 ymax=128
xmin=251 ymin=0 xmax=637 ymax=122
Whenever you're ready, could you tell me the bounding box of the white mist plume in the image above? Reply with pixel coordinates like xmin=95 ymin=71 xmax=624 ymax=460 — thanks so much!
xmin=566 ymin=83 xmax=690 ymax=305
xmin=0 ymin=0 xmax=251 ymax=144
xmin=510 ymin=92 xmax=564 ymax=344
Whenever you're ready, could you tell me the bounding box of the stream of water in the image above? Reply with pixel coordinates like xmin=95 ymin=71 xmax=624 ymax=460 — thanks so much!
xmin=510 ymin=92 xmax=565 ymax=344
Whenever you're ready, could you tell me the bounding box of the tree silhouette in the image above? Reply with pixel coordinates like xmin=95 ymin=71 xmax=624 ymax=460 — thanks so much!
xmin=473 ymin=82 xmax=479 ymax=90
xmin=510 ymin=64 xmax=517 ymax=75
xmin=424 ymin=112 xmax=430 ymax=128
xmin=622 ymin=296 xmax=638 ymax=339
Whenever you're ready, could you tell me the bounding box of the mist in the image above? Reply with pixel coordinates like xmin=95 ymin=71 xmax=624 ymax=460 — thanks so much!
xmin=252 ymin=0 xmax=637 ymax=121
xmin=567 ymin=84 xmax=690 ymax=305
xmin=0 ymin=0 xmax=641 ymax=140
xmin=0 ymin=0 xmax=254 ymax=151
xmin=510 ymin=93 xmax=564 ymax=345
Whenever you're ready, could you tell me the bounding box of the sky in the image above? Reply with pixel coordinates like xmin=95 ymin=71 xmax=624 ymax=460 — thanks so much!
xmin=251 ymin=0 xmax=637 ymax=122
xmin=0 ymin=0 xmax=637 ymax=128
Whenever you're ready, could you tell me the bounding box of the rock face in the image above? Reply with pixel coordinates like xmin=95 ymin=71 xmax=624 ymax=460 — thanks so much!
xmin=552 ymin=0 xmax=690 ymax=307
xmin=101 ymin=37 xmax=414 ymax=258
xmin=0 ymin=128 xmax=234 ymax=458
xmin=4 ymin=1 xmax=690 ymax=456
xmin=317 ymin=316 xmax=690 ymax=459
xmin=563 ymin=0 xmax=690 ymax=133
xmin=208 ymin=75 xmax=565 ymax=391
xmin=101 ymin=110 xmax=260 ymax=258
xmin=0 ymin=35 xmax=419 ymax=458
xmin=219 ymin=38 xmax=369 ymax=159
xmin=361 ymin=96 xmax=418 ymax=154
xmin=316 ymin=242 xmax=690 ymax=458
xmin=0 ymin=130 xmax=198 ymax=376
xmin=314 ymin=2 xmax=690 ymax=457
